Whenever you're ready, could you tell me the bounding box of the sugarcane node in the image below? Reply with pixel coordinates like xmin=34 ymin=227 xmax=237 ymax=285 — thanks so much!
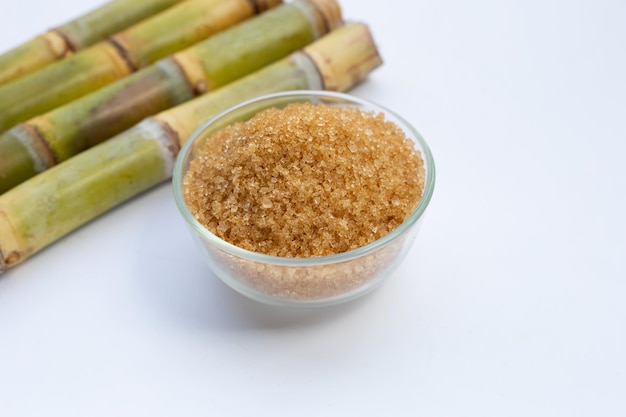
xmin=106 ymin=37 xmax=139 ymax=72
xmin=307 ymin=0 xmax=342 ymax=33
xmin=169 ymin=55 xmax=208 ymax=96
xmin=48 ymin=28 xmax=79 ymax=55
xmin=300 ymin=50 xmax=327 ymax=90
xmin=21 ymin=122 xmax=58 ymax=167
xmin=154 ymin=119 xmax=183 ymax=156
xmin=38 ymin=31 xmax=73 ymax=61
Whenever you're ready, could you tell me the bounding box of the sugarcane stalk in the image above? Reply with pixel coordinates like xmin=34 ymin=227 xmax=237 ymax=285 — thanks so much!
xmin=159 ymin=22 xmax=381 ymax=144
xmin=0 ymin=0 xmax=282 ymax=133
xmin=0 ymin=0 xmax=185 ymax=86
xmin=0 ymin=23 xmax=383 ymax=271
xmin=0 ymin=0 xmax=342 ymax=195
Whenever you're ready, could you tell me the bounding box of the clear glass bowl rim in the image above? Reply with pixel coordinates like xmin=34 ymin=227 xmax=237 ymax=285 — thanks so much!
xmin=172 ymin=90 xmax=436 ymax=267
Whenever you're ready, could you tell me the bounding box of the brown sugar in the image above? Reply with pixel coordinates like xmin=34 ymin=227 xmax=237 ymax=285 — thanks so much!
xmin=183 ymin=101 xmax=425 ymax=258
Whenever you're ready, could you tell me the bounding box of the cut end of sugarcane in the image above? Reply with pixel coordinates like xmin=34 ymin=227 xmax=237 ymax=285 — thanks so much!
xmin=0 ymin=209 xmax=26 ymax=272
xmin=0 ymin=250 xmax=21 ymax=273
xmin=303 ymin=22 xmax=383 ymax=92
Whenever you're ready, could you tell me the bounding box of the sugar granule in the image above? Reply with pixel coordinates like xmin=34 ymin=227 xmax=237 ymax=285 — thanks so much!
xmin=183 ymin=102 xmax=425 ymax=258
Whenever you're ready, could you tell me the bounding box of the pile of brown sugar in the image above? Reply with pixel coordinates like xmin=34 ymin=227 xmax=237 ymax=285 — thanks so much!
xmin=183 ymin=101 xmax=425 ymax=258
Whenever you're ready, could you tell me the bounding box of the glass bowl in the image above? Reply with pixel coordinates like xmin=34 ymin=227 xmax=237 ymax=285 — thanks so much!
xmin=172 ymin=90 xmax=435 ymax=307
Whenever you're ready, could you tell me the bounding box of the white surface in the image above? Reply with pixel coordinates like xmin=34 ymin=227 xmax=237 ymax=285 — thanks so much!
xmin=1 ymin=0 xmax=625 ymax=415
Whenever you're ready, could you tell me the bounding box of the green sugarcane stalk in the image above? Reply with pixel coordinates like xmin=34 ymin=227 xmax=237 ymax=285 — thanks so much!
xmin=0 ymin=23 xmax=383 ymax=271
xmin=0 ymin=0 xmax=185 ymax=86
xmin=0 ymin=0 xmax=282 ymax=133
xmin=0 ymin=0 xmax=342 ymax=194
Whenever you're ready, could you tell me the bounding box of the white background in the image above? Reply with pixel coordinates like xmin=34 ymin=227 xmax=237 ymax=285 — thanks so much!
xmin=1 ymin=0 xmax=625 ymax=415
